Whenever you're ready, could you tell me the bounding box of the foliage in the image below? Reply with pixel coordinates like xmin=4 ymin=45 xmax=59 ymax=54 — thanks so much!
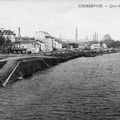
xmin=102 ymin=34 xmax=115 ymax=48
xmin=110 ymin=41 xmax=120 ymax=48
xmin=0 ymin=36 xmax=11 ymax=47
xmin=0 ymin=36 xmax=5 ymax=47
xmin=102 ymin=34 xmax=112 ymax=41
xmin=0 ymin=36 xmax=12 ymax=53
xmin=102 ymin=34 xmax=120 ymax=48
xmin=69 ymin=43 xmax=79 ymax=48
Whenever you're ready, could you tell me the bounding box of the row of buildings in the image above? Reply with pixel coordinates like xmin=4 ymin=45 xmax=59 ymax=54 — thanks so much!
xmin=0 ymin=28 xmax=63 ymax=53
xmin=78 ymin=40 xmax=108 ymax=50
xmin=0 ymin=28 xmax=108 ymax=54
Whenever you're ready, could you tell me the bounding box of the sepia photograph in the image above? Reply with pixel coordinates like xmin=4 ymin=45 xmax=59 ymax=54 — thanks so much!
xmin=0 ymin=0 xmax=120 ymax=119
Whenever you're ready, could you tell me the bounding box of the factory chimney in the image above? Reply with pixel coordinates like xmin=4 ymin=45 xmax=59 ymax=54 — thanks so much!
xmin=76 ymin=26 xmax=78 ymax=42
xmin=18 ymin=27 xmax=21 ymax=40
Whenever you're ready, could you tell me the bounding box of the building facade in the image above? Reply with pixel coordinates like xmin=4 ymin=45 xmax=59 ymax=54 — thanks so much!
xmin=53 ymin=39 xmax=62 ymax=50
xmin=0 ymin=29 xmax=16 ymax=42
xmin=12 ymin=40 xmax=40 ymax=53
xmin=90 ymin=42 xmax=108 ymax=50
xmin=35 ymin=31 xmax=62 ymax=52
xmin=35 ymin=31 xmax=53 ymax=52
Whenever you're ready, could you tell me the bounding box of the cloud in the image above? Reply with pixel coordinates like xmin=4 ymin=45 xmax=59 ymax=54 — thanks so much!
xmin=0 ymin=0 xmax=120 ymax=40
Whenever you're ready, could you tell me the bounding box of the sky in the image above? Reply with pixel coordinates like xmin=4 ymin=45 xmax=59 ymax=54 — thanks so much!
xmin=0 ymin=0 xmax=120 ymax=41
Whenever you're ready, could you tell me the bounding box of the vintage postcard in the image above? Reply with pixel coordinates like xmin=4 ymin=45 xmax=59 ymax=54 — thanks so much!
xmin=0 ymin=0 xmax=120 ymax=119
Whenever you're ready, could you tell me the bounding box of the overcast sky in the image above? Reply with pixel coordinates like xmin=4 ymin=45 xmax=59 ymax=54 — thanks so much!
xmin=0 ymin=0 xmax=120 ymax=41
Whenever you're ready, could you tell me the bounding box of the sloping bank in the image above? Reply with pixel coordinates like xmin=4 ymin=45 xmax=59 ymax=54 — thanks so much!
xmin=0 ymin=54 xmax=80 ymax=87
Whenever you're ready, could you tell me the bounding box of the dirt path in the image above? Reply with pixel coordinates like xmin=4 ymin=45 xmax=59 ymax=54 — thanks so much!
xmin=0 ymin=55 xmax=58 ymax=62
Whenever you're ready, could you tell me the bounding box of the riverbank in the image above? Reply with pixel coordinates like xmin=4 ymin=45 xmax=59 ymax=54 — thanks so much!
xmin=0 ymin=48 xmax=119 ymax=86
xmin=1 ymin=52 xmax=120 ymax=119
xmin=0 ymin=53 xmax=80 ymax=86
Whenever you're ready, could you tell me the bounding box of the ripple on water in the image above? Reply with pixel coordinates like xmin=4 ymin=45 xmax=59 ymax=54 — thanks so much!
xmin=1 ymin=53 xmax=120 ymax=119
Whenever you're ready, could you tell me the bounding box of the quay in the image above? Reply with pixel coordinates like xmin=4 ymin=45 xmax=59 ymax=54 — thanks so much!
xmin=0 ymin=51 xmax=80 ymax=87
xmin=0 ymin=49 xmax=119 ymax=87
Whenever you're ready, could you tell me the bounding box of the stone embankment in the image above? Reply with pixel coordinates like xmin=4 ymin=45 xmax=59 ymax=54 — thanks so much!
xmin=0 ymin=52 xmax=80 ymax=86
xmin=0 ymin=49 xmax=119 ymax=87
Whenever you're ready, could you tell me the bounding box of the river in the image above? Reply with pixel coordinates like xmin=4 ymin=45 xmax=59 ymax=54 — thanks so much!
xmin=1 ymin=53 xmax=120 ymax=120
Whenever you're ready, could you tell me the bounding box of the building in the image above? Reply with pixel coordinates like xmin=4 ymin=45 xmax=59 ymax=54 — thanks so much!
xmin=35 ymin=31 xmax=63 ymax=52
xmin=0 ymin=29 xmax=16 ymax=42
xmin=44 ymin=35 xmax=54 ymax=52
xmin=101 ymin=43 xmax=108 ymax=49
xmin=15 ymin=36 xmax=35 ymax=42
xmin=90 ymin=43 xmax=101 ymax=50
xmin=12 ymin=40 xmax=40 ymax=53
xmin=69 ymin=42 xmax=79 ymax=50
xmin=90 ymin=42 xmax=108 ymax=50
xmin=35 ymin=31 xmax=49 ymax=42
xmin=35 ymin=31 xmax=53 ymax=52
xmin=36 ymin=40 xmax=45 ymax=51
xmin=53 ymin=39 xmax=62 ymax=50
xmin=78 ymin=42 xmax=88 ymax=50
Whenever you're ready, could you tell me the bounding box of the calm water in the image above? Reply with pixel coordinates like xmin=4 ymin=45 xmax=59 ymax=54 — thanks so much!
xmin=1 ymin=53 xmax=120 ymax=120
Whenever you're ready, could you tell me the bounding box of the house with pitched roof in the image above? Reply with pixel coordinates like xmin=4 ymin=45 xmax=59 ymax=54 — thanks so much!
xmin=0 ymin=29 xmax=16 ymax=42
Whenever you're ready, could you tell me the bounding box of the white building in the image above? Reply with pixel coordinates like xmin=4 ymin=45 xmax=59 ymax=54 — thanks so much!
xmin=35 ymin=31 xmax=49 ymax=42
xmin=90 ymin=42 xmax=108 ymax=50
xmin=36 ymin=40 xmax=45 ymax=51
xmin=90 ymin=43 xmax=101 ymax=50
xmin=12 ymin=40 xmax=40 ymax=53
xmin=53 ymin=39 xmax=62 ymax=50
xmin=35 ymin=31 xmax=53 ymax=52
xmin=101 ymin=43 xmax=107 ymax=49
xmin=35 ymin=31 xmax=63 ymax=52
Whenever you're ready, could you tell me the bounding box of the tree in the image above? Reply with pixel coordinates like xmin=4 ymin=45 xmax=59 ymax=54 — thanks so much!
xmin=110 ymin=41 xmax=120 ymax=48
xmin=102 ymin=34 xmax=112 ymax=41
xmin=0 ymin=36 xmax=12 ymax=53
xmin=4 ymin=37 xmax=12 ymax=47
xmin=102 ymin=34 xmax=114 ymax=48
xmin=0 ymin=36 xmax=5 ymax=47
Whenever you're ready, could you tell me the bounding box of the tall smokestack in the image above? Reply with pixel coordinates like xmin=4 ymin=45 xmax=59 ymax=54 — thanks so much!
xmin=86 ymin=36 xmax=88 ymax=41
xmin=97 ymin=33 xmax=98 ymax=41
xmin=95 ymin=32 xmax=96 ymax=41
xmin=60 ymin=34 xmax=62 ymax=40
xmin=76 ymin=26 xmax=78 ymax=42
xmin=18 ymin=27 xmax=21 ymax=39
xmin=93 ymin=33 xmax=95 ymax=41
